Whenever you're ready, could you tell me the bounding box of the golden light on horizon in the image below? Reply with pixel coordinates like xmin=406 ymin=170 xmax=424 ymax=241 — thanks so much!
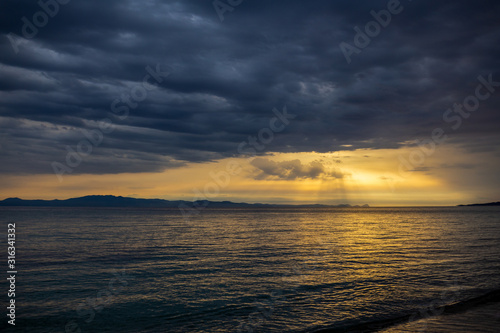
xmin=0 ymin=144 xmax=496 ymax=206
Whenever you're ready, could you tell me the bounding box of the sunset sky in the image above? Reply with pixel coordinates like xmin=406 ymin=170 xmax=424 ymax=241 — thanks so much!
xmin=1 ymin=0 xmax=499 ymax=206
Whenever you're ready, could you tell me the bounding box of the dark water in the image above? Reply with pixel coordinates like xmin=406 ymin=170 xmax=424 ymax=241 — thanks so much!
xmin=1 ymin=207 xmax=499 ymax=332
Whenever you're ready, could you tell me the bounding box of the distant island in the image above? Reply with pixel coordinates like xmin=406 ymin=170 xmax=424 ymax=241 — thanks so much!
xmin=0 ymin=195 xmax=370 ymax=208
xmin=457 ymin=201 xmax=500 ymax=207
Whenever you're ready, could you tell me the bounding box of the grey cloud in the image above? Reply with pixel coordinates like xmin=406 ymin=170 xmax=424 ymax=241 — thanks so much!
xmin=0 ymin=0 xmax=499 ymax=175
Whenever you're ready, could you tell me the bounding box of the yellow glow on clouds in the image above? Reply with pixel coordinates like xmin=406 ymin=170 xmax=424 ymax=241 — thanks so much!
xmin=1 ymin=143 xmax=497 ymax=206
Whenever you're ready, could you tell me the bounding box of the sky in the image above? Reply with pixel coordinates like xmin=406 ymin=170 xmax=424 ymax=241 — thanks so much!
xmin=0 ymin=0 xmax=499 ymax=206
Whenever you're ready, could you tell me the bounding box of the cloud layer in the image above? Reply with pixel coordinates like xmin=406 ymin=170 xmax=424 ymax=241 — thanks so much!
xmin=0 ymin=0 xmax=499 ymax=175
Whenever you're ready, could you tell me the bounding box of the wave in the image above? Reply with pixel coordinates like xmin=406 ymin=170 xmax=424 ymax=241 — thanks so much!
xmin=307 ymin=288 xmax=500 ymax=333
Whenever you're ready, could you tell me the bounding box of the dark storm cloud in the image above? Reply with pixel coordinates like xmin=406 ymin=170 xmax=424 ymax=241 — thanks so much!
xmin=0 ymin=0 xmax=499 ymax=174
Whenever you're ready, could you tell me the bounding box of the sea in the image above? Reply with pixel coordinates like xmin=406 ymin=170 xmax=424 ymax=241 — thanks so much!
xmin=1 ymin=206 xmax=499 ymax=332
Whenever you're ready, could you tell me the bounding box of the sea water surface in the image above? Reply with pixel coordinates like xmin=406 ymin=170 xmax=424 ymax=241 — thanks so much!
xmin=1 ymin=207 xmax=499 ymax=332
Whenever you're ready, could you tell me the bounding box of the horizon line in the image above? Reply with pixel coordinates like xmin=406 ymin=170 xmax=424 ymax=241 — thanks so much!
xmin=1 ymin=194 xmax=497 ymax=207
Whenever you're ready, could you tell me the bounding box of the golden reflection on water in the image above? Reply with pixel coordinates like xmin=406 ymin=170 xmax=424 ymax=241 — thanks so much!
xmin=8 ymin=206 xmax=499 ymax=332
